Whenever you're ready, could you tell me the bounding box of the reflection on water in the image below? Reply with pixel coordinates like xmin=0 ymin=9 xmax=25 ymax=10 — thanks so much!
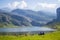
xmin=0 ymin=27 xmax=55 ymax=32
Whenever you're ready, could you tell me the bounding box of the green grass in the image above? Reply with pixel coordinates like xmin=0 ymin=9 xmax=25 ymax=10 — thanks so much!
xmin=0 ymin=31 xmax=60 ymax=40
xmin=0 ymin=23 xmax=60 ymax=40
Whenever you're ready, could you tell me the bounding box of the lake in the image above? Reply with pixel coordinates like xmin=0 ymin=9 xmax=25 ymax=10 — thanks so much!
xmin=0 ymin=27 xmax=55 ymax=32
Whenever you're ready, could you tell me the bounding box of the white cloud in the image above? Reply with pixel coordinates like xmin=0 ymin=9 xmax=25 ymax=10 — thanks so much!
xmin=17 ymin=1 xmax=27 ymax=9
xmin=37 ymin=3 xmax=57 ymax=9
xmin=7 ymin=1 xmax=27 ymax=9
xmin=8 ymin=1 xmax=19 ymax=9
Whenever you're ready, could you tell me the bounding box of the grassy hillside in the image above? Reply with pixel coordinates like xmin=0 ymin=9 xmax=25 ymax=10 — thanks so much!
xmin=0 ymin=11 xmax=32 ymax=28
xmin=0 ymin=31 xmax=60 ymax=40
xmin=47 ymin=22 xmax=60 ymax=31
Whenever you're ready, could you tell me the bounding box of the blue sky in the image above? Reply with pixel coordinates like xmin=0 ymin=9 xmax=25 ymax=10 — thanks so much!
xmin=0 ymin=0 xmax=60 ymax=13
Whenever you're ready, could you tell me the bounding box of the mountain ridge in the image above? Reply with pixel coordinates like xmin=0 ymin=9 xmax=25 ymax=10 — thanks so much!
xmin=0 ymin=9 xmax=56 ymax=27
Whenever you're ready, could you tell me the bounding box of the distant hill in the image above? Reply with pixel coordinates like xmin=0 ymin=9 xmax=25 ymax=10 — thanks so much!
xmin=12 ymin=9 xmax=55 ymax=25
xmin=47 ymin=7 xmax=60 ymax=24
xmin=46 ymin=7 xmax=60 ymax=30
xmin=0 ymin=9 xmax=56 ymax=27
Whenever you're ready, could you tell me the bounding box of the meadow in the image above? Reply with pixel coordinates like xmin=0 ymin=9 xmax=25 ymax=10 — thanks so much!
xmin=0 ymin=31 xmax=60 ymax=40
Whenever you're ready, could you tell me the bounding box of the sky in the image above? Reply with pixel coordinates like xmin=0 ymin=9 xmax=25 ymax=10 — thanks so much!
xmin=0 ymin=0 xmax=60 ymax=13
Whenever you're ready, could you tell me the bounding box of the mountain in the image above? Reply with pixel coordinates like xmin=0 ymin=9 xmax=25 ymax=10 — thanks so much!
xmin=47 ymin=7 xmax=60 ymax=24
xmin=56 ymin=7 xmax=60 ymax=22
xmin=12 ymin=9 xmax=56 ymax=24
xmin=46 ymin=7 xmax=60 ymax=30
xmin=0 ymin=8 xmax=56 ymax=27
xmin=0 ymin=10 xmax=32 ymax=27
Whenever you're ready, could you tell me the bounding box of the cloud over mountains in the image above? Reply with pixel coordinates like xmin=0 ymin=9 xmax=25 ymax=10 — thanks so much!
xmin=8 ymin=1 xmax=27 ymax=9
xmin=37 ymin=3 xmax=57 ymax=9
xmin=7 ymin=1 xmax=57 ymax=10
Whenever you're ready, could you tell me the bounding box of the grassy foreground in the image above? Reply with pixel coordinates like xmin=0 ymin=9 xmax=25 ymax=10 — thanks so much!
xmin=0 ymin=31 xmax=60 ymax=40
